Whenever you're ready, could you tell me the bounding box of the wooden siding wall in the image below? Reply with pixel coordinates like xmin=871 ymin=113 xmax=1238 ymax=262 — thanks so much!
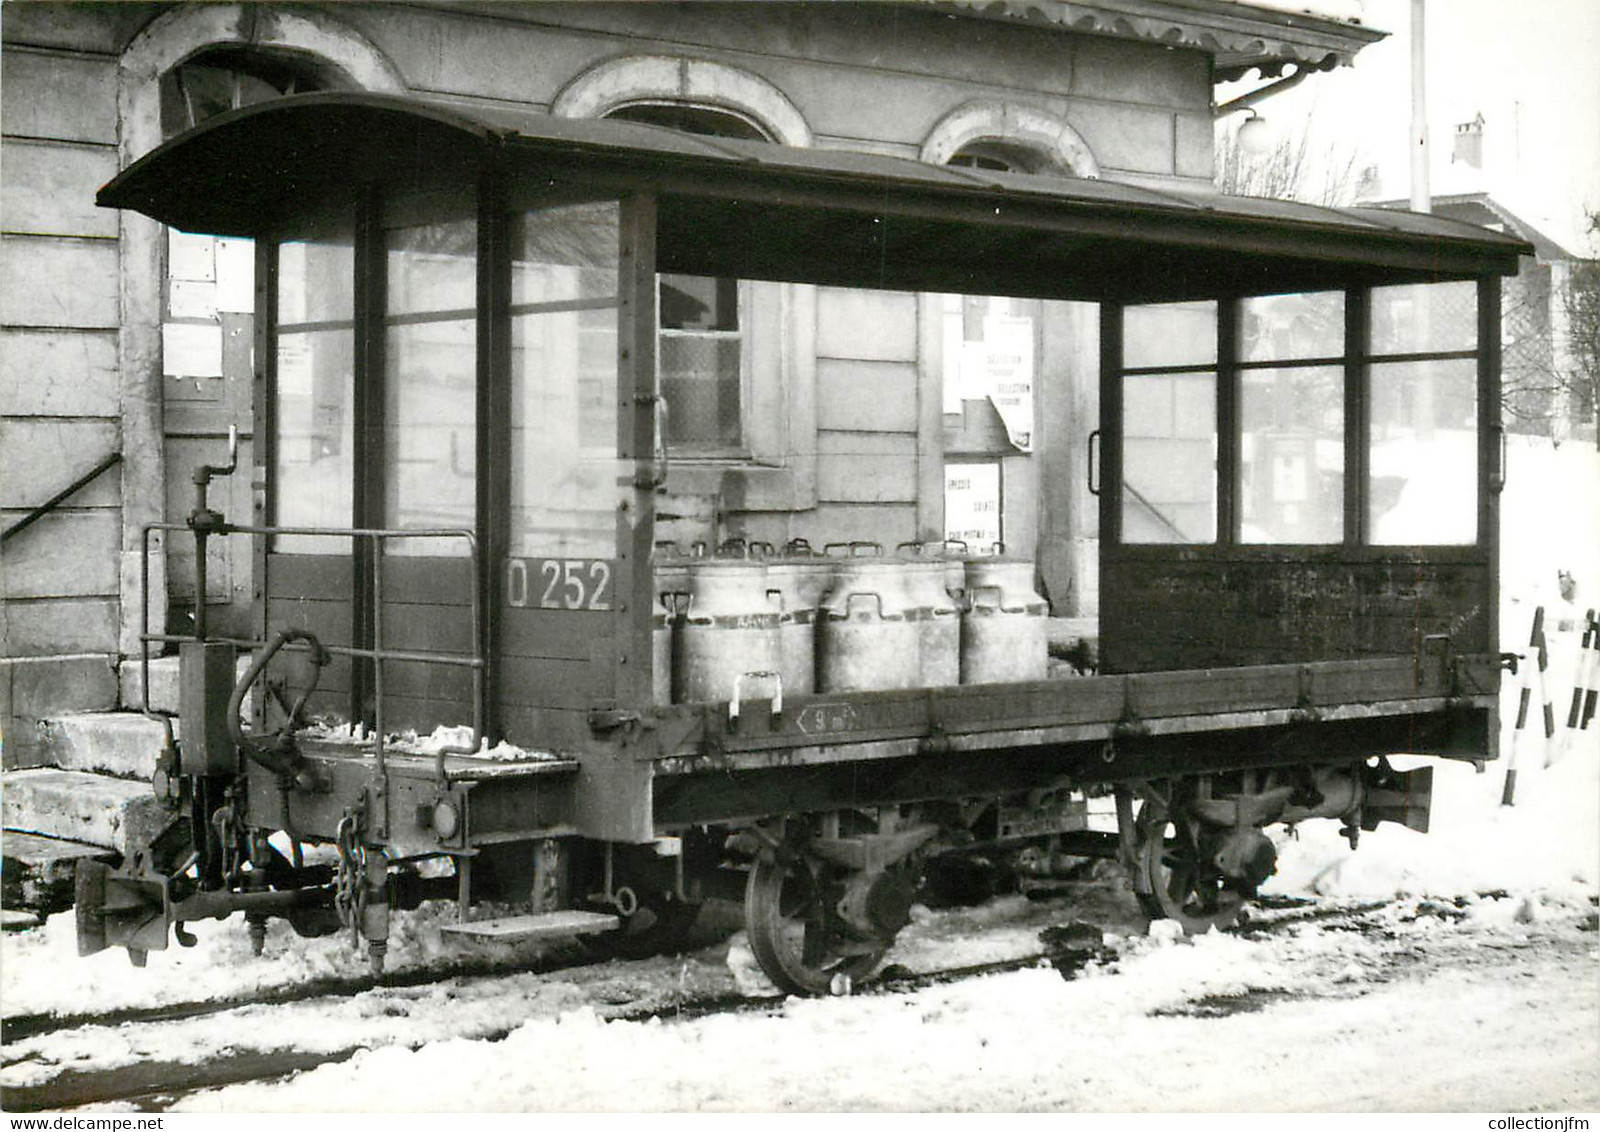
xmin=1100 ymin=555 xmax=1493 ymax=673
xmin=1 ymin=38 xmax=123 ymax=661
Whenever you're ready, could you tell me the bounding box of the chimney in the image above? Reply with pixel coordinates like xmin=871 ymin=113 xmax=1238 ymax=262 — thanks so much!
xmin=1453 ymin=113 xmax=1485 ymax=168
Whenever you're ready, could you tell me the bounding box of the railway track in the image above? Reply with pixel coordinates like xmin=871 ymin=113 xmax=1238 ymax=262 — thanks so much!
xmin=1 ymin=891 xmax=1410 ymax=1112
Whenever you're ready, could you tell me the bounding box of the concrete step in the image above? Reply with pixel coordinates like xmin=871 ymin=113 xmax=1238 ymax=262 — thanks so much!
xmin=2 ymin=830 xmax=114 ymax=915
xmin=37 ymin=712 xmax=175 ymax=780
xmin=2 ymin=653 xmax=118 ymax=768
xmin=120 ymin=652 xmax=255 ymax=716
xmin=439 ymin=910 xmax=621 ymax=942
xmin=1 ymin=768 xmax=171 ymax=855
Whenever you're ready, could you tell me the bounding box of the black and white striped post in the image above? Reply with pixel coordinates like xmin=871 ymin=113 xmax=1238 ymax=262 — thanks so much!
xmin=1562 ymin=610 xmax=1594 ymax=730
xmin=1576 ymin=610 xmax=1598 ymax=732
xmin=1502 ymin=606 xmax=1550 ymax=807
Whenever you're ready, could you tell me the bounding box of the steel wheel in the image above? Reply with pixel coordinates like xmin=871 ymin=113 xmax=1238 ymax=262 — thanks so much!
xmin=1133 ymin=798 xmax=1244 ymax=934
xmin=745 ymin=853 xmax=886 ymax=996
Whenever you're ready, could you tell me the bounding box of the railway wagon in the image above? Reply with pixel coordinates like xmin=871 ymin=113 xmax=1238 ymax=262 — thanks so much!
xmin=78 ymin=91 xmax=1529 ymax=993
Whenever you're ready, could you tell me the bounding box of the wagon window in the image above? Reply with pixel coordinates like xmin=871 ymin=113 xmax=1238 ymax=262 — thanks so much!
xmin=1368 ymin=282 xmax=1479 ymax=545
xmin=273 ymin=216 xmax=355 ymax=553
xmin=1121 ymin=301 xmax=1217 ymax=543
xmin=382 ymin=190 xmax=478 ymax=556
xmin=1239 ymin=292 xmax=1346 ymax=544
xmin=509 ymin=199 xmax=621 ymax=559
xmin=1369 ymin=357 xmax=1478 ymax=544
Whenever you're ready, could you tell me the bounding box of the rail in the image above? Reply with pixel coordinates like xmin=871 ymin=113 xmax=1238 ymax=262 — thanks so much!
xmin=1 ymin=451 xmax=122 ymax=545
xmin=140 ymin=521 xmax=485 ymax=785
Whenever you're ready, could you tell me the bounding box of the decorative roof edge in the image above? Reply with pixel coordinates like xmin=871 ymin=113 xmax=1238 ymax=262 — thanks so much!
xmin=919 ymin=0 xmax=1385 ymax=79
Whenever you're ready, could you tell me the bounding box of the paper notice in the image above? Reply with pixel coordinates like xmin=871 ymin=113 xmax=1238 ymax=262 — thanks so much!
xmin=215 ymin=238 xmax=256 ymax=313
xmin=162 ymin=322 xmax=223 ymax=377
xmin=168 ymin=229 xmax=215 ymax=282
xmin=980 ymin=315 xmax=1034 ymax=452
xmin=168 ymin=279 xmax=218 ymax=321
xmin=944 ymin=461 xmax=1002 ymax=549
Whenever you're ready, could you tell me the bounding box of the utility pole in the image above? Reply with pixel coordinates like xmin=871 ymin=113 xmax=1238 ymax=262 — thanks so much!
xmin=1410 ymin=0 xmax=1430 ymax=212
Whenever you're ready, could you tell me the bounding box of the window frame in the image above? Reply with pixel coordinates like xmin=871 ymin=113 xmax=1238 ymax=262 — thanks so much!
xmin=654 ymin=273 xmax=755 ymax=457
xmin=1106 ymin=279 xmax=1498 ymax=557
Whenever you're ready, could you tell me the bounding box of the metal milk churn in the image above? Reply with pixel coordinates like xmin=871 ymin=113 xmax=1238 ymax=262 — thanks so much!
xmin=651 ymin=589 xmax=672 ymax=707
xmin=817 ymin=558 xmax=920 ymax=693
xmin=651 ymin=542 xmax=701 ymax=705
xmin=766 ymin=547 xmax=826 ymax=696
xmin=936 ymin=539 xmax=971 ymax=606
xmin=679 ymin=559 xmax=781 ymax=704
xmin=902 ymin=556 xmax=960 ymax=687
xmin=961 ymin=557 xmax=1048 ymax=684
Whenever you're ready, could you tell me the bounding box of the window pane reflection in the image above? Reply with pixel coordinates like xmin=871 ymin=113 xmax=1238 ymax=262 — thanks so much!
xmin=1124 ymin=301 xmax=1216 ymax=369
xmin=510 ymin=200 xmax=620 ymax=559
xmin=274 ymin=231 xmax=354 ymax=554
xmin=1371 ymin=281 xmax=1477 ymax=355
xmin=1369 ymin=358 xmax=1478 ymax=544
xmin=1241 ymin=291 xmax=1344 ymax=362
xmin=384 ymin=206 xmax=477 ymax=556
xmin=1122 ymin=371 xmax=1215 ymax=543
xmin=1240 ymin=366 xmax=1343 ymax=543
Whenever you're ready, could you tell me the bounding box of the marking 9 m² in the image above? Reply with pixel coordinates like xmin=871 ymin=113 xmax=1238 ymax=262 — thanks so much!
xmin=504 ymin=558 xmax=614 ymax=611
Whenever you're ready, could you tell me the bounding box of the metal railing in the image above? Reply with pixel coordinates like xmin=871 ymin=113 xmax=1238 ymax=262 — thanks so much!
xmin=140 ymin=521 xmax=485 ymax=785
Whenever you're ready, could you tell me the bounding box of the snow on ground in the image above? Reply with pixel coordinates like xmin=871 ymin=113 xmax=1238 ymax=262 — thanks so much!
xmin=168 ymin=900 xmax=1596 ymax=1113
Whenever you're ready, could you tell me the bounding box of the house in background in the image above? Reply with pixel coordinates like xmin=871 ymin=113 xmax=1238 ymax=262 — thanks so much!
xmin=1369 ymin=111 xmax=1594 ymax=446
xmin=1 ymin=1 xmax=1382 ymax=768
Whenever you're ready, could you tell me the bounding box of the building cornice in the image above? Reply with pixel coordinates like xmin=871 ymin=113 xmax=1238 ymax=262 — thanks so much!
xmin=919 ymin=0 xmax=1386 ymax=79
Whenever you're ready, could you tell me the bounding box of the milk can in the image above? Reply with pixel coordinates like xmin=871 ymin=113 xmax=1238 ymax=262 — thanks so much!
xmin=782 ymin=539 xmax=835 ymax=609
xmin=961 ymin=557 xmax=1048 ymax=684
xmin=652 ymin=541 xmax=699 ymax=615
xmin=765 ymin=554 xmax=823 ymax=696
xmin=651 ymin=589 xmax=673 ymax=707
xmin=678 ymin=559 xmax=781 ymax=704
xmin=652 ymin=542 xmax=702 ymax=705
xmin=929 ymin=539 xmax=974 ymax=605
xmin=903 ymin=558 xmax=960 ymax=686
xmin=817 ymin=559 xmax=920 ymax=693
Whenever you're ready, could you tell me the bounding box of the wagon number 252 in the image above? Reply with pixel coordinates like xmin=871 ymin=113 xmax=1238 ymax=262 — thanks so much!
xmin=504 ymin=558 xmax=613 ymax=611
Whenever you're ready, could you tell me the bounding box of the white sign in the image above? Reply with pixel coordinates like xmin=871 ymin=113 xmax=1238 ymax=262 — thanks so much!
xmin=161 ymin=322 xmax=222 ymax=377
xmin=944 ymin=461 xmax=1002 ymax=550
xmin=978 ymin=315 xmax=1034 ymax=452
xmin=215 ymin=238 xmax=256 ymax=314
xmin=168 ymin=229 xmax=215 ymax=282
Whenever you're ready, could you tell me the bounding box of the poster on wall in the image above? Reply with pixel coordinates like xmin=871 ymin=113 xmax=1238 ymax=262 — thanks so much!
xmin=976 ymin=314 xmax=1034 ymax=451
xmin=944 ymin=461 xmax=1002 ymax=551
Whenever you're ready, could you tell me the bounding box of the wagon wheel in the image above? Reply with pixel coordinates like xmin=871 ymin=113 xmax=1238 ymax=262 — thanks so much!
xmin=745 ymin=851 xmax=886 ymax=996
xmin=1131 ymin=795 xmax=1245 ymax=934
xmin=578 ymin=888 xmax=702 ymax=960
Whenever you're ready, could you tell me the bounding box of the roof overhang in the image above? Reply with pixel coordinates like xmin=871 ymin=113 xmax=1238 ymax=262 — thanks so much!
xmin=100 ymin=93 xmax=1528 ymax=305
xmin=917 ymin=0 xmax=1386 ymax=81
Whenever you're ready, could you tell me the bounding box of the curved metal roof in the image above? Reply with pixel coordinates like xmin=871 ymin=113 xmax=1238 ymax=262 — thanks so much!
xmin=100 ymin=91 xmax=1530 ymax=303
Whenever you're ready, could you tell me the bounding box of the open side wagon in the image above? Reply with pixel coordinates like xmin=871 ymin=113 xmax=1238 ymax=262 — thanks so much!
xmin=78 ymin=92 xmax=1527 ymax=993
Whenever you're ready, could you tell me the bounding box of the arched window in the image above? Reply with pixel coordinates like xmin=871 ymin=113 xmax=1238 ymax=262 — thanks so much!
xmin=608 ymin=102 xmax=773 ymax=451
xmin=947 ymin=140 xmax=1044 ymax=175
xmin=160 ymin=45 xmax=342 ymax=138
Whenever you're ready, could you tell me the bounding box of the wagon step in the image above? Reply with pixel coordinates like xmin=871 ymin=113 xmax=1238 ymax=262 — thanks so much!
xmin=439 ymin=910 xmax=620 ymax=942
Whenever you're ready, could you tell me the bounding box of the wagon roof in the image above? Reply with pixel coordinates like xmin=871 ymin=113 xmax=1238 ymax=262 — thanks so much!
xmin=99 ymin=91 xmax=1531 ymax=303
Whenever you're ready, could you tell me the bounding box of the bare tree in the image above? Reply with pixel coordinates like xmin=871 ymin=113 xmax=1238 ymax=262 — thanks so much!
xmin=1214 ymin=115 xmax=1366 ymax=206
xmin=1561 ymin=210 xmax=1600 ymax=448
xmin=1501 ymin=209 xmax=1600 ymax=446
